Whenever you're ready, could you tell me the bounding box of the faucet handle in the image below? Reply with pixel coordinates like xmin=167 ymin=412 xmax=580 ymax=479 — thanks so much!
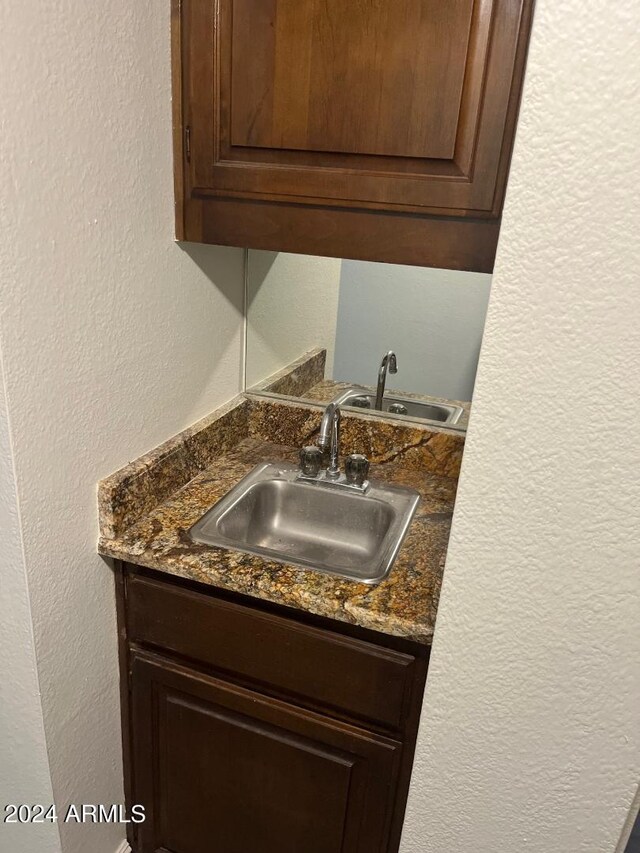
xmin=299 ymin=445 xmax=323 ymax=477
xmin=345 ymin=454 xmax=370 ymax=488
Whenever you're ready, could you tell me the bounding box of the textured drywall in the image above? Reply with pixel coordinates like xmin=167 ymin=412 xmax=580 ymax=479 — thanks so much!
xmin=246 ymin=251 xmax=342 ymax=385
xmin=0 ymin=349 xmax=61 ymax=853
xmin=333 ymin=261 xmax=491 ymax=401
xmin=401 ymin=1 xmax=640 ymax=852
xmin=0 ymin=3 xmax=245 ymax=853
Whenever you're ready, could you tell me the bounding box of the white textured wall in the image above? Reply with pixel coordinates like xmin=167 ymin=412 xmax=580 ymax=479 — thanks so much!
xmin=3 ymin=3 xmax=639 ymax=853
xmin=246 ymin=251 xmax=342 ymax=385
xmin=333 ymin=261 xmax=491 ymax=401
xmin=0 ymin=349 xmax=61 ymax=853
xmin=401 ymin=2 xmax=640 ymax=852
xmin=0 ymin=3 xmax=245 ymax=853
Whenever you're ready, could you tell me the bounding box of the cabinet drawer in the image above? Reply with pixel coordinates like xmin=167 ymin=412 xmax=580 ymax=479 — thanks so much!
xmin=126 ymin=572 xmax=416 ymax=731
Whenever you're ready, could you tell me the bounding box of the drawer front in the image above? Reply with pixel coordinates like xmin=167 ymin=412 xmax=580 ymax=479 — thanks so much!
xmin=126 ymin=572 xmax=416 ymax=731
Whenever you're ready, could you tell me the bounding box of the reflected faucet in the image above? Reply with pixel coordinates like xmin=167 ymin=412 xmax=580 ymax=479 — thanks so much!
xmin=317 ymin=401 xmax=341 ymax=479
xmin=375 ymin=351 xmax=398 ymax=410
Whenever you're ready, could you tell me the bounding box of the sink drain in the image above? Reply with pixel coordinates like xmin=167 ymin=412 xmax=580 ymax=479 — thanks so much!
xmin=388 ymin=402 xmax=408 ymax=415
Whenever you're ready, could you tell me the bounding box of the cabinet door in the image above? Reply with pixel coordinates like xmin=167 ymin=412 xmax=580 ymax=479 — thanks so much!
xmin=131 ymin=653 xmax=402 ymax=853
xmin=175 ymin=0 xmax=533 ymax=269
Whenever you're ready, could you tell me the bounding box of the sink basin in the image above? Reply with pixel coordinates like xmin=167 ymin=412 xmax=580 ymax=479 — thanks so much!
xmin=331 ymin=388 xmax=464 ymax=424
xmin=189 ymin=462 xmax=419 ymax=584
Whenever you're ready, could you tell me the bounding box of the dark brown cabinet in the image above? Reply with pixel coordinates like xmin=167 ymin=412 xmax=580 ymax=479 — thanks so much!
xmin=132 ymin=654 xmax=401 ymax=853
xmin=117 ymin=566 xmax=429 ymax=853
xmin=173 ymin=0 xmax=534 ymax=271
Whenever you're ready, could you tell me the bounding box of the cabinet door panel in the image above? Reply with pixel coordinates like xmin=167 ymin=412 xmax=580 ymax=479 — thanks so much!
xmin=132 ymin=653 xmax=401 ymax=853
xmin=230 ymin=0 xmax=473 ymax=160
xmin=183 ymin=0 xmax=528 ymax=214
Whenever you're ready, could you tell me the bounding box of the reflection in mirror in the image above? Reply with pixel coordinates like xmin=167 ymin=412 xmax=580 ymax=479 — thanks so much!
xmin=245 ymin=252 xmax=492 ymax=431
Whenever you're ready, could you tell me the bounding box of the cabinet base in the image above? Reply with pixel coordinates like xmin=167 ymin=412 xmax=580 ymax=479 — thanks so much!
xmin=181 ymin=197 xmax=500 ymax=273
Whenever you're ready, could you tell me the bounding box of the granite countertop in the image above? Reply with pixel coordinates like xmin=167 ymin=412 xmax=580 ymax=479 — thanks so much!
xmin=98 ymin=396 xmax=463 ymax=644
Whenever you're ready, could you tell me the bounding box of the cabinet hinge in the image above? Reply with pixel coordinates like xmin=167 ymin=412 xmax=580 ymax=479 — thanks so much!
xmin=185 ymin=125 xmax=191 ymax=163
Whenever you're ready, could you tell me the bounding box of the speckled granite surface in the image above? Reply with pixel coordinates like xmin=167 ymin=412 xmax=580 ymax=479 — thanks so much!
xmin=248 ymin=397 xmax=465 ymax=479
xmin=248 ymin=347 xmax=326 ymax=397
xmin=99 ymin=396 xmax=463 ymax=643
xmin=98 ymin=395 xmax=249 ymax=539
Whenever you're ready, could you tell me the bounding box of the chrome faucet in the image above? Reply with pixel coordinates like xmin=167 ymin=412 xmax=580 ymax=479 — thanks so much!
xmin=375 ymin=351 xmax=398 ymax=410
xmin=317 ymin=401 xmax=341 ymax=479
xmin=299 ymin=400 xmax=370 ymax=491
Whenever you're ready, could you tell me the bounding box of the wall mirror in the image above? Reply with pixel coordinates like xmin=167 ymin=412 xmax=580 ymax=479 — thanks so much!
xmin=245 ymin=252 xmax=492 ymax=433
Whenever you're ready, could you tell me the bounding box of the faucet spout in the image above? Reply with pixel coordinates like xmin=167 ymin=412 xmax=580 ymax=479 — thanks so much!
xmin=318 ymin=402 xmax=341 ymax=479
xmin=375 ymin=351 xmax=398 ymax=411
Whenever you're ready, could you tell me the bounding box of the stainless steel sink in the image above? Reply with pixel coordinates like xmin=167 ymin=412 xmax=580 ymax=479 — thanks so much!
xmin=331 ymin=387 xmax=464 ymax=424
xmin=189 ymin=462 xmax=419 ymax=584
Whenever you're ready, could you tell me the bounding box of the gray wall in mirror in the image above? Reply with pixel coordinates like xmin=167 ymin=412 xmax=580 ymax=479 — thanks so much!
xmin=333 ymin=261 xmax=491 ymax=401
xmin=246 ymin=251 xmax=491 ymax=405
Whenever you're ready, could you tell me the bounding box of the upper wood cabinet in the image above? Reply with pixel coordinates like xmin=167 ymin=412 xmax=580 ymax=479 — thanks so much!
xmin=172 ymin=0 xmax=534 ymax=271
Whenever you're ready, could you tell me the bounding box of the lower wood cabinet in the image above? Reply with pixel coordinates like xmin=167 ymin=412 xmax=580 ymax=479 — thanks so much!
xmin=132 ymin=653 xmax=401 ymax=853
xmin=117 ymin=565 xmax=429 ymax=853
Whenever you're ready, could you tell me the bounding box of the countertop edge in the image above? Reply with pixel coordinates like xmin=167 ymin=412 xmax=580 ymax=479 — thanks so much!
xmin=98 ymin=536 xmax=435 ymax=645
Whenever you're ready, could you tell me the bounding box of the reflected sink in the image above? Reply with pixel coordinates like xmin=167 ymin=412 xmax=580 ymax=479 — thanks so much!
xmin=331 ymin=388 xmax=464 ymax=424
xmin=189 ymin=462 xmax=420 ymax=584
